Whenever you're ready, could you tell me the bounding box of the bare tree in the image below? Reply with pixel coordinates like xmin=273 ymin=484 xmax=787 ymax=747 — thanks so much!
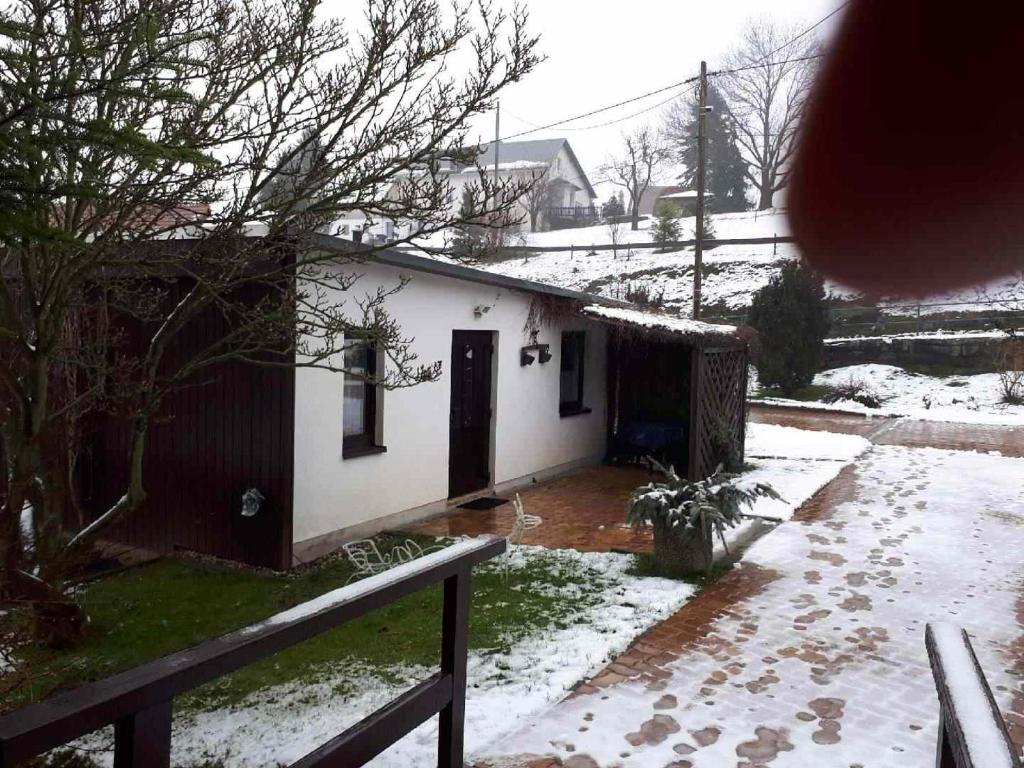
xmin=0 ymin=0 xmax=539 ymax=645
xmin=718 ymin=18 xmax=819 ymax=210
xmin=600 ymin=127 xmax=670 ymax=231
xmin=606 ymin=220 xmax=624 ymax=259
xmin=524 ymin=170 xmax=554 ymax=232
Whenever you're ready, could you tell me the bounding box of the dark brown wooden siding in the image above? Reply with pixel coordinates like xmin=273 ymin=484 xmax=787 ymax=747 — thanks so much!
xmin=83 ymin=284 xmax=295 ymax=570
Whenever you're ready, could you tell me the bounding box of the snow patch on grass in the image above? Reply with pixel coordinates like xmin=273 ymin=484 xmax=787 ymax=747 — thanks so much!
xmin=715 ymin=423 xmax=870 ymax=553
xmin=758 ymin=364 xmax=1024 ymax=425
xmin=72 ymin=547 xmax=695 ymax=768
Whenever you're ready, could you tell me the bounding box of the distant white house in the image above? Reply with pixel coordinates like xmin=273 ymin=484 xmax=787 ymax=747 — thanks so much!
xmin=638 ymin=186 xmax=712 ymax=217
xmin=338 ymin=138 xmax=599 ymax=241
xmin=443 ymin=138 xmax=599 ymax=232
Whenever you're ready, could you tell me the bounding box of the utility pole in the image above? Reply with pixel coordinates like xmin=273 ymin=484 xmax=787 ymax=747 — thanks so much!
xmin=693 ymin=60 xmax=708 ymax=320
xmin=493 ymin=100 xmax=500 ymax=190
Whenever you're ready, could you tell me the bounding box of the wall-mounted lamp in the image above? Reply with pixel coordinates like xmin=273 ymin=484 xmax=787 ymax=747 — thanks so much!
xmin=520 ymin=343 xmax=551 ymax=367
xmin=474 ymin=304 xmax=492 ymax=319
xmin=241 ymin=487 xmax=264 ymax=518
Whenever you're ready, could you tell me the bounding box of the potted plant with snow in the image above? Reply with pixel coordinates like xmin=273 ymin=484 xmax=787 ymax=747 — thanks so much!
xmin=627 ymin=463 xmax=781 ymax=577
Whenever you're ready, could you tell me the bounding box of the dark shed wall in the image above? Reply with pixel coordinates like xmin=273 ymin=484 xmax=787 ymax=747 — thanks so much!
xmin=84 ymin=285 xmax=295 ymax=570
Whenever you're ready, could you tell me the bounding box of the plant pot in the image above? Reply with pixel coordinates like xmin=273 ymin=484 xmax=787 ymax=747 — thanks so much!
xmin=652 ymin=520 xmax=713 ymax=578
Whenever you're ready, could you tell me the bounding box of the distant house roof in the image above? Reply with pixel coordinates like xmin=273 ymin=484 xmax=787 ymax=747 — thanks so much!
xmin=638 ymin=185 xmax=683 ymax=216
xmin=638 ymin=187 xmax=715 ymax=216
xmin=471 ymin=139 xmax=597 ymax=200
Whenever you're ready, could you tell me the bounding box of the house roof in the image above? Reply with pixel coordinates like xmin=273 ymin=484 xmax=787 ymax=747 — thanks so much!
xmin=638 ymin=185 xmax=683 ymax=216
xmin=312 ymin=233 xmax=622 ymax=306
xmin=580 ymin=304 xmax=743 ymax=346
xmin=475 ymin=138 xmax=565 ymax=166
xmin=472 ymin=139 xmax=597 ymax=200
xmin=313 ymin=235 xmax=746 ymax=346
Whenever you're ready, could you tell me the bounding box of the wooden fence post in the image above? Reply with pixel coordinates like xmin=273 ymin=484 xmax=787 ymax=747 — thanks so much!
xmin=935 ymin=711 xmax=956 ymax=768
xmin=113 ymin=700 xmax=172 ymax=768
xmin=438 ymin=566 xmax=472 ymax=768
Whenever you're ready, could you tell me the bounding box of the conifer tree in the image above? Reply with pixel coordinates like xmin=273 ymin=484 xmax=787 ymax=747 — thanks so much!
xmin=664 ymin=84 xmax=748 ymax=212
xmin=748 ymin=261 xmax=830 ymax=395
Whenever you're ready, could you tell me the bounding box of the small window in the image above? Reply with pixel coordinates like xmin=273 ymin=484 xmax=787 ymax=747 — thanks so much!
xmin=343 ymin=336 xmax=385 ymax=458
xmin=559 ymin=331 xmax=589 ymax=417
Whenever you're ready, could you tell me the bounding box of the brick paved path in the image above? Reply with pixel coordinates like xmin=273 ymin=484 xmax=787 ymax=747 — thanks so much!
xmin=749 ymin=405 xmax=882 ymax=437
xmin=475 ymin=430 xmax=1024 ymax=767
xmin=407 ymin=465 xmax=658 ymax=552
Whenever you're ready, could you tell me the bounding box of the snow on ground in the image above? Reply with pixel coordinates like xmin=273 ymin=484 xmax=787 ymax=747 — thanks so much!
xmin=65 ymin=423 xmax=867 ymax=768
xmin=411 ymin=209 xmax=1022 ymax=320
xmin=745 ymin=422 xmax=870 ymax=461
xmin=826 ymin=329 xmax=1011 ymax=344
xmin=468 ymin=210 xmax=822 ymax=315
xmin=715 ymin=423 xmax=870 ymax=554
xmin=485 ymin=445 xmax=1024 ymax=768
xmin=755 ymin=363 xmax=1024 ymax=426
xmin=74 ymin=547 xmax=695 ymax=768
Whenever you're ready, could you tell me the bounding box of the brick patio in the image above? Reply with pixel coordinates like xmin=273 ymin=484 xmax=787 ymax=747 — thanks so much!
xmin=472 ymin=418 xmax=1024 ymax=768
xmin=405 ymin=464 xmax=659 ymax=553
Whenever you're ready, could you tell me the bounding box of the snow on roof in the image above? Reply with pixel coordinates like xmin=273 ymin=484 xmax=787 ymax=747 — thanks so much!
xmin=474 ymin=138 xmax=567 ymax=166
xmin=455 ymin=160 xmax=548 ymax=174
xmin=659 ymin=190 xmax=705 ymax=200
xmin=581 ymin=304 xmax=742 ymax=344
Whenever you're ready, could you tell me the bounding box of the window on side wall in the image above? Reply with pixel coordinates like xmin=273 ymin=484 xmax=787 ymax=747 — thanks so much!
xmin=559 ymin=331 xmax=589 ymax=417
xmin=343 ymin=335 xmax=385 ymax=458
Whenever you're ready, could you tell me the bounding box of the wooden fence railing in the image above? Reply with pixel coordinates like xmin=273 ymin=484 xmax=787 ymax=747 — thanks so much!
xmin=0 ymin=535 xmax=506 ymax=768
xmin=926 ymin=622 xmax=1022 ymax=768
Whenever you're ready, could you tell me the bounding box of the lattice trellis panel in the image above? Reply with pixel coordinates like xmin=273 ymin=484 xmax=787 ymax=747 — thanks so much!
xmin=694 ymin=348 xmax=748 ymax=479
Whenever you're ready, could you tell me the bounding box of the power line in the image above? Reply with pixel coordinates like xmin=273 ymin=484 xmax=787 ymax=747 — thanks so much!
xmin=709 ymin=2 xmax=847 ymax=77
xmin=499 ymin=3 xmax=847 ymax=142
xmin=559 ymin=83 xmax=701 ymax=133
xmin=504 ymin=110 xmax=543 ymax=130
xmin=502 ymin=75 xmax=702 ymax=141
xmin=768 ymin=1 xmax=848 ymax=57
xmin=712 ymin=52 xmax=823 ymax=78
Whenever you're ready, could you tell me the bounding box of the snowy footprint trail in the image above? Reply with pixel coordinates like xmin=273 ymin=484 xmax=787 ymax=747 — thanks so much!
xmin=478 ymin=446 xmax=1024 ymax=768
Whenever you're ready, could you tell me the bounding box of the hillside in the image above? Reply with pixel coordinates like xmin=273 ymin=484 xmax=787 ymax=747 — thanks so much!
xmin=486 ymin=209 xmax=809 ymax=318
xmin=411 ymin=208 xmax=1024 ymax=327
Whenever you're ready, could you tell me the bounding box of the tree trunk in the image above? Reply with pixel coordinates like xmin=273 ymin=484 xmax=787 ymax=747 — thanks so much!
xmin=652 ymin=520 xmax=713 ymax=577
xmin=10 ymin=569 xmax=86 ymax=649
xmin=631 ymin=202 xmax=639 ymax=231
xmin=757 ymin=170 xmax=773 ymax=210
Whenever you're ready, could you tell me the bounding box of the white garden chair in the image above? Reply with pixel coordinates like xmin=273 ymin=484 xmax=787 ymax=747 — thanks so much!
xmin=509 ymin=493 xmax=542 ymax=546
xmin=504 ymin=493 xmax=542 ymax=580
xmin=342 ymin=538 xmax=440 ymax=583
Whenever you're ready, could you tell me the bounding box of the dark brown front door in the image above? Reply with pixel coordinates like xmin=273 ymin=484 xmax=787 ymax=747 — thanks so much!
xmin=449 ymin=330 xmax=494 ymax=499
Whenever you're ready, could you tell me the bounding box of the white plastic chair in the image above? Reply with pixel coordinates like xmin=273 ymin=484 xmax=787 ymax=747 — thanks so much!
xmin=509 ymin=493 xmax=542 ymax=546
xmin=342 ymin=538 xmax=438 ymax=583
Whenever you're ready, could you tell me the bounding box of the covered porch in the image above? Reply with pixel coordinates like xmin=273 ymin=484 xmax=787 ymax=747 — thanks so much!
xmin=408 ymin=305 xmax=751 ymax=554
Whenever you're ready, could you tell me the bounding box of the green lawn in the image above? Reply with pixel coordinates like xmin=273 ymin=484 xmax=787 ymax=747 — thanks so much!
xmin=3 ymin=535 xmax=610 ymax=715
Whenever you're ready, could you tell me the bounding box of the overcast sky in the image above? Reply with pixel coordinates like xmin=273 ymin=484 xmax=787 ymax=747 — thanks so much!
xmin=321 ymin=0 xmax=846 ymax=199
xmin=458 ymin=0 xmax=846 ymax=195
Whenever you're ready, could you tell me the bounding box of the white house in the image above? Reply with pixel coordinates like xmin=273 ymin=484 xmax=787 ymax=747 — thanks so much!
xmin=333 ymin=139 xmax=599 ymax=242
xmin=443 ymin=138 xmax=599 ymax=232
xmin=88 ymin=237 xmax=748 ymax=569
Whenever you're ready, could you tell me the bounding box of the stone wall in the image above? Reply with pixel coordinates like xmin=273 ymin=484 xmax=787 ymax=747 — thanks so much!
xmin=824 ymin=335 xmax=1004 ymax=373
